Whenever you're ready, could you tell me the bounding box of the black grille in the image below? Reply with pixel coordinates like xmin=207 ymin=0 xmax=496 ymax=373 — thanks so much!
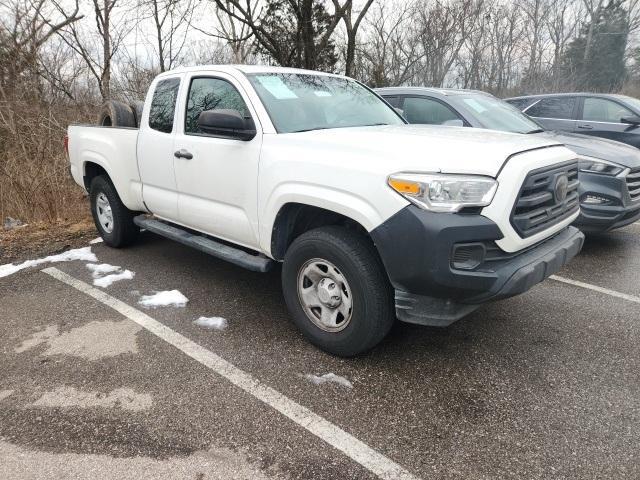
xmin=627 ymin=168 xmax=640 ymax=202
xmin=511 ymin=161 xmax=579 ymax=238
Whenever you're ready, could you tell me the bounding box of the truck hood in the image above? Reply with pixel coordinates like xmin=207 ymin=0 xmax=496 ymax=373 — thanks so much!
xmin=536 ymin=130 xmax=640 ymax=169
xmin=280 ymin=124 xmax=564 ymax=177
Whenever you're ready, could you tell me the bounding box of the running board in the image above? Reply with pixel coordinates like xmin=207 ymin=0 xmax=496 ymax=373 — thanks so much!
xmin=133 ymin=216 xmax=274 ymax=273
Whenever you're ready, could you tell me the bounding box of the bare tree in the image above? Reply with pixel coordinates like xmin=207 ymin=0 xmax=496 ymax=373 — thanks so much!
xmin=546 ymin=0 xmax=582 ymax=90
xmin=139 ymin=0 xmax=195 ymax=72
xmin=337 ymin=0 xmax=374 ymax=76
xmin=520 ymin=0 xmax=552 ymax=91
xmin=0 ymin=0 xmax=83 ymax=92
xmin=356 ymin=1 xmax=422 ymax=86
xmin=192 ymin=0 xmax=255 ymax=63
xmin=210 ymin=0 xmax=354 ymax=70
xmin=57 ymin=0 xmax=126 ymax=101
xmin=413 ymin=0 xmax=474 ymax=87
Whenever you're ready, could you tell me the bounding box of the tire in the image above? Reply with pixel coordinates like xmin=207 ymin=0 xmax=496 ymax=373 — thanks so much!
xmin=282 ymin=226 xmax=394 ymax=357
xmin=129 ymin=100 xmax=145 ymax=127
xmin=97 ymin=100 xmax=136 ymax=127
xmin=89 ymin=175 xmax=139 ymax=248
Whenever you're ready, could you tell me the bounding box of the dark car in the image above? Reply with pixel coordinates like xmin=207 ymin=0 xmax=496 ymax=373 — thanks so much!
xmin=504 ymin=93 xmax=640 ymax=149
xmin=376 ymin=87 xmax=640 ymax=233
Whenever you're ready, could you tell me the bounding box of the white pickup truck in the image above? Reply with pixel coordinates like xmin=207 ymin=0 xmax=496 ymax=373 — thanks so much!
xmin=67 ymin=65 xmax=584 ymax=356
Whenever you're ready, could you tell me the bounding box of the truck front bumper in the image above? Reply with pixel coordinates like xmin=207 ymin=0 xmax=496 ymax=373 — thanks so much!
xmin=573 ymin=171 xmax=640 ymax=233
xmin=371 ymin=206 xmax=584 ymax=326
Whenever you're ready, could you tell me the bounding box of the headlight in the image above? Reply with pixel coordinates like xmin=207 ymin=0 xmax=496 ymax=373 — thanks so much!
xmin=388 ymin=173 xmax=498 ymax=212
xmin=578 ymin=156 xmax=625 ymax=176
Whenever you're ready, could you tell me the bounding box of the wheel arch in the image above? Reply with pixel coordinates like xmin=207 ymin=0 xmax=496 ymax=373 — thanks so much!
xmin=82 ymin=160 xmax=110 ymax=191
xmin=269 ymin=202 xmax=372 ymax=261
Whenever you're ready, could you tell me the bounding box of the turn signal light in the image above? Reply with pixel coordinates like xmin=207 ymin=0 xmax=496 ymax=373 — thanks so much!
xmin=388 ymin=178 xmax=421 ymax=195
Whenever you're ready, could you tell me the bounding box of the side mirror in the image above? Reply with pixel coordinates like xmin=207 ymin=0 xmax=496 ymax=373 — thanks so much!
xmin=621 ymin=115 xmax=640 ymax=126
xmin=394 ymin=107 xmax=405 ymax=117
xmin=197 ymin=109 xmax=256 ymax=141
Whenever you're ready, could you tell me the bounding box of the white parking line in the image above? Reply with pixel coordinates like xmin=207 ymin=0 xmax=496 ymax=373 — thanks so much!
xmin=551 ymin=275 xmax=640 ymax=304
xmin=42 ymin=267 xmax=419 ymax=480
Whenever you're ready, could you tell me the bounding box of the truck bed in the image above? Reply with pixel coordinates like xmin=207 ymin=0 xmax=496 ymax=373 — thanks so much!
xmin=67 ymin=124 xmax=145 ymax=212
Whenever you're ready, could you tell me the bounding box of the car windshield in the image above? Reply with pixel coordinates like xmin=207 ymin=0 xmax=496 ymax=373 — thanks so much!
xmin=246 ymin=73 xmax=405 ymax=133
xmin=449 ymin=94 xmax=543 ymax=134
xmin=615 ymin=95 xmax=640 ymax=113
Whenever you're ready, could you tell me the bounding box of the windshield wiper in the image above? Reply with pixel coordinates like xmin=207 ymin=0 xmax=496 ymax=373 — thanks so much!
xmin=525 ymin=128 xmax=545 ymax=134
xmin=290 ymin=123 xmax=389 ymax=133
xmin=289 ymin=126 xmax=332 ymax=133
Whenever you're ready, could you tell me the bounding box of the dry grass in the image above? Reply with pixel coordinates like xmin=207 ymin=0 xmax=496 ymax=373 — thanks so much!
xmin=0 ymin=98 xmax=93 ymax=224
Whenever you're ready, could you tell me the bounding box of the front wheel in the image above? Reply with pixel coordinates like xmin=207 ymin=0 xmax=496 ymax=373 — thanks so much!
xmin=282 ymin=226 xmax=394 ymax=357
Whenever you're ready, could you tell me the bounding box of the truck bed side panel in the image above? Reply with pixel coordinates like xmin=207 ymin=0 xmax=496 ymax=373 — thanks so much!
xmin=68 ymin=125 xmax=146 ymax=212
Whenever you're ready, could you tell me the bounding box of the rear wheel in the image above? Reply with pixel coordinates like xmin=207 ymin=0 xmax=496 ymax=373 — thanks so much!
xmin=282 ymin=226 xmax=394 ymax=357
xmin=90 ymin=175 xmax=139 ymax=247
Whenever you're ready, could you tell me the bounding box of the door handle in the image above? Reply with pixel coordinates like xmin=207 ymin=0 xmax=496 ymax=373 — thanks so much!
xmin=577 ymin=124 xmax=593 ymax=130
xmin=174 ymin=149 xmax=193 ymax=159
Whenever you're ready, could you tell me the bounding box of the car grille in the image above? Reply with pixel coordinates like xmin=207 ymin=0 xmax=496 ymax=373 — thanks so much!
xmin=627 ymin=168 xmax=640 ymax=202
xmin=511 ymin=160 xmax=579 ymax=238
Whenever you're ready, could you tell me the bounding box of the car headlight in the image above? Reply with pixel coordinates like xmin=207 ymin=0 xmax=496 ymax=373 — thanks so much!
xmin=578 ymin=156 xmax=625 ymax=176
xmin=388 ymin=173 xmax=498 ymax=212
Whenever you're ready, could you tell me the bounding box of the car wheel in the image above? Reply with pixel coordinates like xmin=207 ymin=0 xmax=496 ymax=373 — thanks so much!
xmin=282 ymin=226 xmax=394 ymax=357
xmin=90 ymin=175 xmax=139 ymax=248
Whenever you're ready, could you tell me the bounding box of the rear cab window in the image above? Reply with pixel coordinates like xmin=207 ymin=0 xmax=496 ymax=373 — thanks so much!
xmin=149 ymin=78 xmax=181 ymax=133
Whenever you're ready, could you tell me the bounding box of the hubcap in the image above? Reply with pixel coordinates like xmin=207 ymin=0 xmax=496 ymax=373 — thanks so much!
xmin=297 ymin=258 xmax=353 ymax=332
xmin=96 ymin=192 xmax=114 ymax=233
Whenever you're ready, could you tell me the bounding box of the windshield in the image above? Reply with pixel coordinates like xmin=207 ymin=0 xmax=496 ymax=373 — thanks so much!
xmin=616 ymin=95 xmax=640 ymax=113
xmin=449 ymin=94 xmax=543 ymax=134
xmin=246 ymin=73 xmax=405 ymax=133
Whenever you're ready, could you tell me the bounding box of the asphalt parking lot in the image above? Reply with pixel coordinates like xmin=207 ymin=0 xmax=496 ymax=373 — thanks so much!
xmin=1 ymin=223 xmax=639 ymax=479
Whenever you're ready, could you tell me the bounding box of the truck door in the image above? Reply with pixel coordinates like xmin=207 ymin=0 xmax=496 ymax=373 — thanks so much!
xmin=172 ymin=73 xmax=262 ymax=249
xmin=137 ymin=76 xmax=182 ymax=220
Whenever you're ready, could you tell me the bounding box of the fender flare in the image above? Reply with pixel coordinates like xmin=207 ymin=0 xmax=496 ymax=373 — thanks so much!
xmin=259 ymin=183 xmax=406 ymax=255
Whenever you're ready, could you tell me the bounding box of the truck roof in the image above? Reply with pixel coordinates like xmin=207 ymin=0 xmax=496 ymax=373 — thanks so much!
xmin=158 ymin=64 xmax=344 ymax=79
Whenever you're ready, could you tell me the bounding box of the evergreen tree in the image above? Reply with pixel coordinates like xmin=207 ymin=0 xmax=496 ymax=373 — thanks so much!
xmin=254 ymin=0 xmax=338 ymax=71
xmin=562 ymin=0 xmax=628 ymax=92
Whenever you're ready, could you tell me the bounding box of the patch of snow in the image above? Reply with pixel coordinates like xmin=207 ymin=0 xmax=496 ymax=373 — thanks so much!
xmin=93 ymin=270 xmax=135 ymax=288
xmin=194 ymin=316 xmax=228 ymax=330
xmin=86 ymin=263 xmax=121 ymax=277
xmin=303 ymin=373 xmax=353 ymax=389
xmin=138 ymin=290 xmax=188 ymax=308
xmin=89 ymin=237 xmax=104 ymax=244
xmin=86 ymin=263 xmax=134 ymax=288
xmin=0 ymin=247 xmax=97 ymax=279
